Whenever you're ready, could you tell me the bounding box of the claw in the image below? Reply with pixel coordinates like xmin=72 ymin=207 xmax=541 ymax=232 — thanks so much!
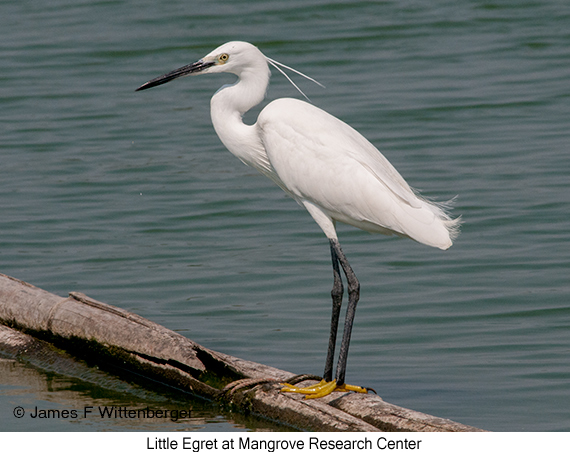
xmin=281 ymin=379 xmax=368 ymax=399
xmin=339 ymin=383 xmax=368 ymax=394
xmin=281 ymin=379 xmax=330 ymax=393
xmin=305 ymin=380 xmax=338 ymax=398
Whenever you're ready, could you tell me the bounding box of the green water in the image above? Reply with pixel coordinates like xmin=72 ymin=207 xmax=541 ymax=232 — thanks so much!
xmin=1 ymin=0 xmax=569 ymax=431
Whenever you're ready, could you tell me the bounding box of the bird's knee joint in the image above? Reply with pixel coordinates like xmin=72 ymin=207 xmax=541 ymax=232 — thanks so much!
xmin=331 ymin=287 xmax=340 ymax=296
xmin=331 ymin=279 xmax=343 ymax=299
xmin=348 ymin=280 xmax=360 ymax=294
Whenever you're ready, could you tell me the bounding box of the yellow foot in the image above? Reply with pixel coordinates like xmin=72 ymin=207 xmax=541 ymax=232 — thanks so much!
xmin=281 ymin=379 xmax=368 ymax=399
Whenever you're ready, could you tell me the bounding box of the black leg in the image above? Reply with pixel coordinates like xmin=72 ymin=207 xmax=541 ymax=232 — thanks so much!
xmin=280 ymin=238 xmax=364 ymax=398
xmin=323 ymin=239 xmax=344 ymax=382
xmin=330 ymin=239 xmax=360 ymax=387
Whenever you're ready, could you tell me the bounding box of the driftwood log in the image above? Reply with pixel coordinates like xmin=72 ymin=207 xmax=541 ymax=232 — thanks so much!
xmin=0 ymin=273 xmax=483 ymax=432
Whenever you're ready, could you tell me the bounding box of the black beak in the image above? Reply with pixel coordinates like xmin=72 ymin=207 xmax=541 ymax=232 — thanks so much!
xmin=136 ymin=59 xmax=216 ymax=91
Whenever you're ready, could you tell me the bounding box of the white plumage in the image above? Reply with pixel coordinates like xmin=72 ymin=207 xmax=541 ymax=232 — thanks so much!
xmin=137 ymin=41 xmax=460 ymax=397
xmin=201 ymin=42 xmax=459 ymax=249
xmin=258 ymin=98 xmax=458 ymax=249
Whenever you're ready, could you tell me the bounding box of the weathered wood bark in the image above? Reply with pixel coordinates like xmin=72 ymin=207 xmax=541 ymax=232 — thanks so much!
xmin=0 ymin=273 xmax=483 ymax=432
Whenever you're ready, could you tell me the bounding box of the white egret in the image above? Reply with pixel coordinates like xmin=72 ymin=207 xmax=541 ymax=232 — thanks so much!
xmin=136 ymin=41 xmax=460 ymax=398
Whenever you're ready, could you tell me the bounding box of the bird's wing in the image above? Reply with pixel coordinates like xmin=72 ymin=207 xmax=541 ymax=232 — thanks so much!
xmin=258 ymin=98 xmax=423 ymax=210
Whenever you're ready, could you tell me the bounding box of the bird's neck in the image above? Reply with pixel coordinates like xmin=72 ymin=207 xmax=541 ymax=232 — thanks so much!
xmin=209 ymin=67 xmax=271 ymax=172
xmin=213 ymin=65 xmax=269 ymax=116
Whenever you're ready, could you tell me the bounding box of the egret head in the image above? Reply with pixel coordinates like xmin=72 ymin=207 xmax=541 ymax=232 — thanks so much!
xmin=136 ymin=41 xmax=323 ymax=101
xmin=135 ymin=41 xmax=268 ymax=91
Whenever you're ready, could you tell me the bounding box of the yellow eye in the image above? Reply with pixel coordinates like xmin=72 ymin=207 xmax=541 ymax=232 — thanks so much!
xmin=218 ymin=53 xmax=229 ymax=63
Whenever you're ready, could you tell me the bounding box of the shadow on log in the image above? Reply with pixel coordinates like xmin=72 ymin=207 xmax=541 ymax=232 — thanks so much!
xmin=0 ymin=273 xmax=483 ymax=432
